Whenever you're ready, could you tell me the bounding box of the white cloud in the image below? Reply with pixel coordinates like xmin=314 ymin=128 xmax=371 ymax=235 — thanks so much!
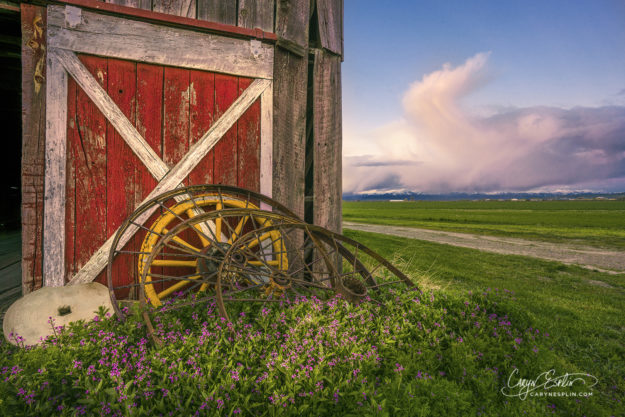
xmin=343 ymin=52 xmax=625 ymax=194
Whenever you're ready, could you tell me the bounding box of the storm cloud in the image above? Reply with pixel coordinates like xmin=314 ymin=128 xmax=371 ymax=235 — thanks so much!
xmin=343 ymin=53 xmax=625 ymax=194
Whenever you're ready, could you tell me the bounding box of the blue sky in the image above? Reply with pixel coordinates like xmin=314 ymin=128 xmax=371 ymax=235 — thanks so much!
xmin=342 ymin=0 xmax=625 ymax=194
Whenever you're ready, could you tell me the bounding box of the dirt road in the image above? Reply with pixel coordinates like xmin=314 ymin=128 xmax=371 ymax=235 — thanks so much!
xmin=343 ymin=222 xmax=625 ymax=273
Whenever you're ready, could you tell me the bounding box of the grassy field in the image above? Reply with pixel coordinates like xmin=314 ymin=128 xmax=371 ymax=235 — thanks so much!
xmin=1 ymin=201 xmax=623 ymax=416
xmin=2 ymin=230 xmax=622 ymax=415
xmin=343 ymin=200 xmax=625 ymax=249
xmin=344 ymin=228 xmax=625 ymax=415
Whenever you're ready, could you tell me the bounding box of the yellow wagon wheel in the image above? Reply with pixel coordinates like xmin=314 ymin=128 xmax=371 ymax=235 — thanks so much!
xmin=137 ymin=209 xmax=301 ymax=343
xmin=107 ymin=185 xmax=300 ymax=320
xmin=138 ymin=195 xmax=266 ymax=307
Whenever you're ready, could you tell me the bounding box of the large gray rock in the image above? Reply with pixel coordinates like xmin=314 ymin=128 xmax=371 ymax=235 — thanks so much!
xmin=3 ymin=282 xmax=113 ymax=346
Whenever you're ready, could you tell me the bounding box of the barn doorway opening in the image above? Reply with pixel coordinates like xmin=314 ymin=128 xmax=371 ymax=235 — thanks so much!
xmin=0 ymin=4 xmax=22 ymax=232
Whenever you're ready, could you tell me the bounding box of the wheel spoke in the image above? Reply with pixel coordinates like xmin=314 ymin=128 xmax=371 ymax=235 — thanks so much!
xmin=162 ymin=240 xmax=206 ymax=258
xmin=290 ymin=277 xmax=334 ymax=290
xmin=215 ymin=203 xmax=223 ymax=241
xmin=144 ymin=271 xmax=205 ymax=280
xmin=243 ymin=231 xmax=274 ymax=250
xmin=114 ymin=250 xmax=153 ymax=256
xmin=227 ymin=215 xmax=249 ymax=244
xmin=186 ymin=208 xmax=212 ymax=247
xmin=287 ymin=247 xmax=338 ymax=277
xmin=151 ymin=259 xmax=197 ymax=268
xmin=282 ymin=228 xmax=322 ymax=279
xmin=187 ymin=195 xmax=220 ymax=246
xmin=156 ymin=275 xmax=202 ymax=299
xmin=247 ymin=260 xmax=280 ymax=266
xmin=162 ymin=228 xmax=202 ymax=252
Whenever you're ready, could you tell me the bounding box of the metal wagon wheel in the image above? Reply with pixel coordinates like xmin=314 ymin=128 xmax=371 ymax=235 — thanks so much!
xmin=107 ymin=185 xmax=300 ymax=320
xmin=215 ymin=220 xmax=420 ymax=323
xmin=136 ymin=209 xmax=302 ymax=342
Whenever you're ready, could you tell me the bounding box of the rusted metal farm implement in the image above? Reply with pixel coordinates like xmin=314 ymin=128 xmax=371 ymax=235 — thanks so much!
xmin=106 ymin=185 xmax=417 ymax=342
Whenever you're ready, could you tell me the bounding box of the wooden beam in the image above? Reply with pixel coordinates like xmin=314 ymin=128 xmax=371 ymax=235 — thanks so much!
xmin=48 ymin=5 xmax=274 ymax=79
xmin=272 ymin=49 xmax=306 ymax=218
xmin=106 ymin=0 xmax=152 ymax=11
xmin=275 ymin=0 xmax=309 ymax=51
xmin=68 ymin=79 xmax=271 ymax=285
xmin=21 ymin=3 xmax=47 ymax=294
xmin=53 ymin=0 xmax=277 ymax=40
xmin=197 ymin=0 xmax=236 ymax=26
xmin=312 ymin=49 xmax=341 ymax=233
xmin=43 ymin=48 xmax=68 ymax=287
xmin=259 ymin=81 xmax=273 ymax=210
xmin=316 ymin=0 xmax=343 ymax=56
xmin=0 ymin=1 xmax=20 ymax=12
xmin=152 ymin=0 xmax=195 ymax=18
xmin=52 ymin=48 xmax=170 ymax=180
xmin=238 ymin=0 xmax=274 ymax=32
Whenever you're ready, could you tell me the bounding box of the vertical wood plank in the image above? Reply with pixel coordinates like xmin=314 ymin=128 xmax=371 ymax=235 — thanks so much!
xmin=136 ymin=64 xmax=164 ymax=198
xmin=213 ymin=73 xmax=239 ymax=186
xmin=275 ymin=0 xmax=309 ymax=50
xmin=197 ymin=0 xmax=237 ymax=25
xmin=135 ymin=63 xmax=164 ymax=294
xmin=312 ymin=49 xmax=341 ymax=233
xmin=260 ymin=81 xmax=273 ymax=205
xmin=188 ymin=69 xmax=215 ymax=185
xmin=21 ymin=4 xmax=46 ymax=293
xmin=152 ymin=0 xmax=196 ymax=18
xmin=163 ymin=66 xmax=193 ymax=289
xmin=65 ymin=73 xmax=77 ymax=281
xmin=43 ymin=52 xmax=68 ymax=287
xmin=106 ymin=0 xmax=152 ymax=10
xmin=107 ymin=58 xmax=137 ymax=288
xmin=236 ymin=77 xmax=260 ymax=191
xmin=152 ymin=0 xmax=197 ymax=19
xmin=271 ymin=49 xmax=306 ymax=218
xmin=163 ymin=67 xmax=191 ymax=172
xmin=73 ymin=55 xmax=108 ymax=277
xmin=238 ymin=0 xmax=274 ymax=32
xmin=316 ymin=0 xmax=343 ymax=56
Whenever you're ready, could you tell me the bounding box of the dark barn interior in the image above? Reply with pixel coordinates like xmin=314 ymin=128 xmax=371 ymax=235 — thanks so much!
xmin=0 ymin=4 xmax=21 ymax=231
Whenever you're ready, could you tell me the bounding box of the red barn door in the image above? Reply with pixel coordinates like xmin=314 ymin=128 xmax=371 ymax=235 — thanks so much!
xmin=43 ymin=5 xmax=274 ymax=287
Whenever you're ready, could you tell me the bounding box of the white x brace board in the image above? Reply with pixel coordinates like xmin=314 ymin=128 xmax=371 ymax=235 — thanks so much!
xmin=44 ymin=5 xmax=274 ymax=287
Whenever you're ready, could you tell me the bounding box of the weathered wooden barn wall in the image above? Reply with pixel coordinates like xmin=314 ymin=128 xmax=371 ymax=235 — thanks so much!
xmin=272 ymin=0 xmax=309 ymax=221
xmin=21 ymin=3 xmax=46 ymax=294
xmin=20 ymin=0 xmax=343 ymax=291
xmin=311 ymin=0 xmax=342 ymax=233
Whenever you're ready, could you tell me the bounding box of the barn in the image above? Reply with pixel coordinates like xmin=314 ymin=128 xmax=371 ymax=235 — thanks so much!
xmin=16 ymin=0 xmax=343 ymax=294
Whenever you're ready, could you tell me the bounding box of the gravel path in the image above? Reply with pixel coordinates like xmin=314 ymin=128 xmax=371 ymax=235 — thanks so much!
xmin=343 ymin=222 xmax=625 ymax=274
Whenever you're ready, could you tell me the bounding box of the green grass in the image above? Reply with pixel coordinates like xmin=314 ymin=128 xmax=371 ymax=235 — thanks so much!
xmin=345 ymin=228 xmax=625 ymax=415
xmin=343 ymin=200 xmax=625 ymax=249
xmin=1 ymin=223 xmax=623 ymax=415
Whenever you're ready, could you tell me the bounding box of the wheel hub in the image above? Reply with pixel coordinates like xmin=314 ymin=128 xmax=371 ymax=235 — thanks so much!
xmin=341 ymin=276 xmax=368 ymax=302
xmin=196 ymin=242 xmax=232 ymax=284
